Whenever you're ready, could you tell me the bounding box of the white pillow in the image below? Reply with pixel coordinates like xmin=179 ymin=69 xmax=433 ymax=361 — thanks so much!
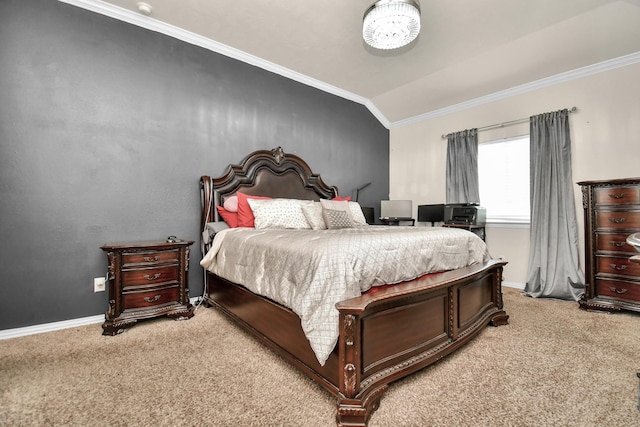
xmin=247 ymin=198 xmax=312 ymax=229
xmin=348 ymin=201 xmax=368 ymax=226
xmin=301 ymin=202 xmax=327 ymax=230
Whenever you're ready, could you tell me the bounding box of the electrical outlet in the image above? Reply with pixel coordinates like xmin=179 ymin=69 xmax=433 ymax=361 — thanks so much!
xmin=94 ymin=277 xmax=106 ymax=293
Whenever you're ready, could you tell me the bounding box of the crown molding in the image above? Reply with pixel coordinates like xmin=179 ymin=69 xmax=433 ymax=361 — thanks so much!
xmin=58 ymin=0 xmax=391 ymax=128
xmin=389 ymin=51 xmax=640 ymax=128
xmin=58 ymin=1 xmax=638 ymax=131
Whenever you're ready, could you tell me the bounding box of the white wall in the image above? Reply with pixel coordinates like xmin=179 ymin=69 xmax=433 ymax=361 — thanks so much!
xmin=390 ymin=62 xmax=640 ymax=286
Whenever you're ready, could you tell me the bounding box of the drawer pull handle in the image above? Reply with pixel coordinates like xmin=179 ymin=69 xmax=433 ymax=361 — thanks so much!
xmin=144 ymin=273 xmax=162 ymax=280
xmin=609 ymin=264 xmax=628 ymax=271
xmin=144 ymin=295 xmax=162 ymax=303
xmin=610 ymin=241 xmax=626 ymax=247
xmin=608 ymin=217 xmax=626 ymax=224
xmin=609 ymin=287 xmax=628 ymax=294
xmin=143 ymin=256 xmax=160 ymax=262
xmin=608 ymin=193 xmax=626 ymax=199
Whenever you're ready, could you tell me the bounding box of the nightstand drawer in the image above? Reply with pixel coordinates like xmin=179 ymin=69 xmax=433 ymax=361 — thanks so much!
xmin=122 ymin=249 xmax=179 ymax=266
xmin=595 ymin=232 xmax=634 ymax=253
xmin=595 ymin=186 xmax=640 ymax=205
xmin=595 ymin=211 xmax=640 ymax=229
xmin=596 ymin=255 xmax=640 ymax=277
xmin=596 ymin=278 xmax=640 ymax=303
xmin=123 ymin=286 xmax=180 ymax=309
xmin=122 ymin=266 xmax=178 ymax=286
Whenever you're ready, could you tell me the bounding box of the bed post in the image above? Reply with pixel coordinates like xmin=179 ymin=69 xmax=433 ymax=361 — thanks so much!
xmin=490 ymin=265 xmax=509 ymax=326
xmin=336 ymin=311 xmax=387 ymax=426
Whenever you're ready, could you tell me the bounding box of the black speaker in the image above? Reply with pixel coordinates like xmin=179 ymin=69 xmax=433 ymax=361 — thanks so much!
xmin=361 ymin=207 xmax=375 ymax=224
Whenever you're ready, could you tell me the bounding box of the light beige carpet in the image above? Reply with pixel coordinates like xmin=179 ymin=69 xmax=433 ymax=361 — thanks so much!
xmin=1 ymin=287 xmax=639 ymax=426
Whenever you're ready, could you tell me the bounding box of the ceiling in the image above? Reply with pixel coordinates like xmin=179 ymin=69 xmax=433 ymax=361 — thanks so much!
xmin=67 ymin=0 xmax=640 ymax=127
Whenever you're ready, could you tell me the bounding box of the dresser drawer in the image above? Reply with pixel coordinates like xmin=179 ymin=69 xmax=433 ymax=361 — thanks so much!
xmin=595 ymin=278 xmax=640 ymax=303
xmin=122 ymin=266 xmax=178 ymax=286
xmin=122 ymin=249 xmax=179 ymax=266
xmin=594 ymin=186 xmax=640 ymax=205
xmin=595 ymin=232 xmax=634 ymax=253
xmin=595 ymin=211 xmax=640 ymax=230
xmin=596 ymin=255 xmax=640 ymax=277
xmin=123 ymin=286 xmax=180 ymax=309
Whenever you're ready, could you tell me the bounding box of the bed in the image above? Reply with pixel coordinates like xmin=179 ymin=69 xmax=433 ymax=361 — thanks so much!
xmin=199 ymin=146 xmax=508 ymax=426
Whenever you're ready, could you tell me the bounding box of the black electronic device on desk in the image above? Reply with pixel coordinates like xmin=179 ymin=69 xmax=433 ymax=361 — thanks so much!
xmin=443 ymin=204 xmax=487 ymax=241
xmin=444 ymin=204 xmax=486 ymax=225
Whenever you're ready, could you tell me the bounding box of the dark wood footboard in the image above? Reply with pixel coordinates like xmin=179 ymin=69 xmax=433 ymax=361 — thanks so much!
xmin=334 ymin=259 xmax=507 ymax=426
xmin=204 ymin=259 xmax=508 ymax=426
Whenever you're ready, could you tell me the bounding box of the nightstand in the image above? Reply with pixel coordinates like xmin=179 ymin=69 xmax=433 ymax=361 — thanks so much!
xmin=100 ymin=240 xmax=195 ymax=335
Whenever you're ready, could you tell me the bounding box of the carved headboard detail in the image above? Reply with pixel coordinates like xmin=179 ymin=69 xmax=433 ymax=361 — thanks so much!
xmin=200 ymin=147 xmax=339 ymax=228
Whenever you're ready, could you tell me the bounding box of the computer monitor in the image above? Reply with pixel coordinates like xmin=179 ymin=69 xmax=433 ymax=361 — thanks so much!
xmin=418 ymin=204 xmax=445 ymax=225
xmin=380 ymin=200 xmax=412 ymax=219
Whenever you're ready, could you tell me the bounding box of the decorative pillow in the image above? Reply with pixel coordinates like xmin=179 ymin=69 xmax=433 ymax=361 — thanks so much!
xmin=320 ymin=199 xmax=353 ymax=217
xmin=332 ymin=196 xmax=351 ymax=201
xmin=348 ymin=202 xmax=368 ymax=226
xmin=216 ymin=205 xmax=238 ymax=228
xmin=302 ymin=202 xmax=327 ymax=230
xmin=247 ymin=198 xmax=313 ymax=230
xmin=223 ymin=195 xmax=238 ymax=212
xmin=237 ymin=192 xmax=271 ymax=227
xmin=322 ymin=209 xmax=354 ymax=229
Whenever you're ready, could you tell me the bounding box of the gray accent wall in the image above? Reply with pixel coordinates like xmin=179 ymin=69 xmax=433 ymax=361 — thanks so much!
xmin=0 ymin=0 xmax=389 ymax=330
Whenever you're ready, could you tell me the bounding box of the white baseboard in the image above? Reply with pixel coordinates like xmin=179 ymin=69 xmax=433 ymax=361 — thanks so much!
xmin=0 ymin=314 xmax=105 ymax=340
xmin=503 ymin=281 xmax=525 ymax=290
xmin=0 ymin=297 xmax=202 ymax=341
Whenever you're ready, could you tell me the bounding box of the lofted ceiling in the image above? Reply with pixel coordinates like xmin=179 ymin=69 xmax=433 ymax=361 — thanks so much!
xmin=64 ymin=0 xmax=640 ymax=127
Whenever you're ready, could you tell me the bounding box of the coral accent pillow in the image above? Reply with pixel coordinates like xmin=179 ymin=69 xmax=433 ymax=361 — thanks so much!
xmin=332 ymin=196 xmax=351 ymax=201
xmin=237 ymin=192 xmax=271 ymax=227
xmin=216 ymin=206 xmax=238 ymax=228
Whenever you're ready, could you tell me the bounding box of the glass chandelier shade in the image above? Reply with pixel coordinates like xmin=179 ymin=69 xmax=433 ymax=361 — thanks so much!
xmin=363 ymin=0 xmax=421 ymax=50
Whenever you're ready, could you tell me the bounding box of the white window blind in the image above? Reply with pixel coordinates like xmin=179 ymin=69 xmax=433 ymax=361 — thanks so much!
xmin=478 ymin=135 xmax=530 ymax=224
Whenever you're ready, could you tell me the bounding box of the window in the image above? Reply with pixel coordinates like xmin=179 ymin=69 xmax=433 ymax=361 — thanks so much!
xmin=478 ymin=135 xmax=530 ymax=224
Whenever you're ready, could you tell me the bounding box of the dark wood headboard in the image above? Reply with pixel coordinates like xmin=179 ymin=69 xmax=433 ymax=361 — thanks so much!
xmin=200 ymin=147 xmax=338 ymax=230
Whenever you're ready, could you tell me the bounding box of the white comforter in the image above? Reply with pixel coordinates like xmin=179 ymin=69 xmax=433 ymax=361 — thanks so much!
xmin=200 ymin=226 xmax=489 ymax=365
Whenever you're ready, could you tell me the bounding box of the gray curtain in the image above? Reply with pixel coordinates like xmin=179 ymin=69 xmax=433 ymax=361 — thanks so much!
xmin=524 ymin=109 xmax=585 ymax=300
xmin=446 ymin=129 xmax=480 ymax=204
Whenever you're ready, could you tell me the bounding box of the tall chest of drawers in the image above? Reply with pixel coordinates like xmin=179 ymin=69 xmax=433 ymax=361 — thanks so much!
xmin=101 ymin=240 xmax=195 ymax=335
xmin=578 ymin=178 xmax=640 ymax=313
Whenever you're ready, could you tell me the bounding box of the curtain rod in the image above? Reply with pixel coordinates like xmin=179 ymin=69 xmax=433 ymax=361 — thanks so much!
xmin=440 ymin=106 xmax=578 ymax=139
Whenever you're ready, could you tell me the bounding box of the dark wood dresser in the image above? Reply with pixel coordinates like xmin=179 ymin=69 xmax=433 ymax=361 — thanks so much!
xmin=101 ymin=240 xmax=195 ymax=335
xmin=578 ymin=178 xmax=640 ymax=313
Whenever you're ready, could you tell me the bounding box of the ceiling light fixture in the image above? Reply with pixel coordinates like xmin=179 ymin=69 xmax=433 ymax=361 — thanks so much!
xmin=136 ymin=2 xmax=153 ymax=16
xmin=363 ymin=0 xmax=421 ymax=50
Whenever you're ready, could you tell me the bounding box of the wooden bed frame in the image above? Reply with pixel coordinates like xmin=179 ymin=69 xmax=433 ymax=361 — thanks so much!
xmin=200 ymin=147 xmax=509 ymax=426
